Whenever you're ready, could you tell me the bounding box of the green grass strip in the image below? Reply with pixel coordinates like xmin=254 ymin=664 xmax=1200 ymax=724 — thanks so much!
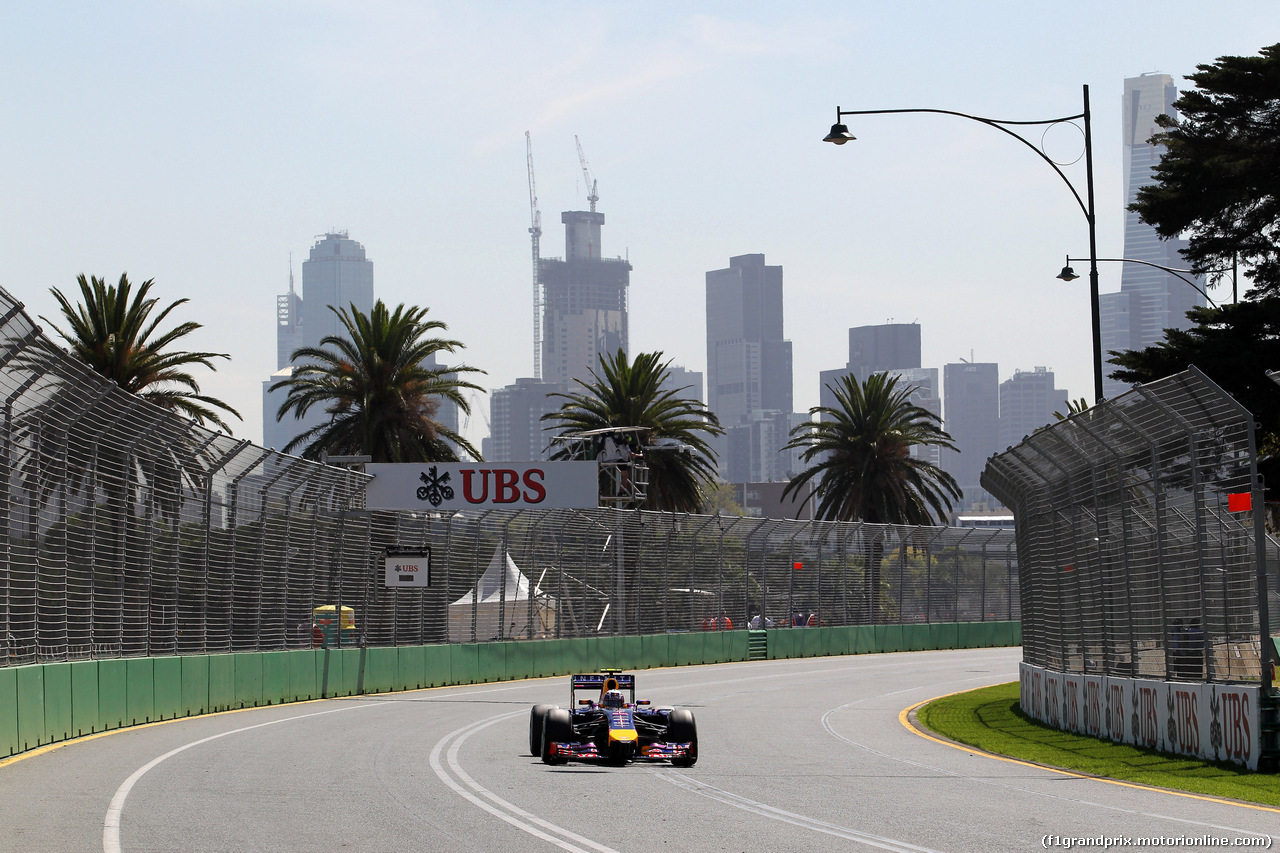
xmin=916 ymin=682 xmax=1280 ymax=807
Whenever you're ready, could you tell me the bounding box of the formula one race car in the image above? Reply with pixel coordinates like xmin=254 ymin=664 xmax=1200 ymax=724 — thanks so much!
xmin=529 ymin=670 xmax=697 ymax=767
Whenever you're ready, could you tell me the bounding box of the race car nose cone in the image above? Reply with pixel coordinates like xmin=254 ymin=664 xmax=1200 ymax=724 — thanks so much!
xmin=608 ymin=728 xmax=638 ymax=743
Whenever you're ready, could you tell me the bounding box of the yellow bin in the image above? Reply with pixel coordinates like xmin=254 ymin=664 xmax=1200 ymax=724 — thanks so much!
xmin=312 ymin=605 xmax=357 ymax=647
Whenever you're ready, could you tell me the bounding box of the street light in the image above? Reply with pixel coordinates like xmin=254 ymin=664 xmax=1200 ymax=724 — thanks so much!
xmin=825 ymin=85 xmax=1104 ymax=402
xmin=1057 ymin=255 xmax=1229 ymax=307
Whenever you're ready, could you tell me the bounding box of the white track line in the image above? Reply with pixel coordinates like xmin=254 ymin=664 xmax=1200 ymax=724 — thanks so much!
xmin=103 ymin=702 xmax=381 ymax=853
xmin=428 ymin=711 xmax=622 ymax=853
xmin=653 ymin=769 xmax=944 ymax=853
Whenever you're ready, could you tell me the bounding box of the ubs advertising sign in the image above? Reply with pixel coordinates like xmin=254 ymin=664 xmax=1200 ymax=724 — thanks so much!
xmin=1019 ymin=662 xmax=1261 ymax=769
xmin=364 ymin=462 xmax=599 ymax=511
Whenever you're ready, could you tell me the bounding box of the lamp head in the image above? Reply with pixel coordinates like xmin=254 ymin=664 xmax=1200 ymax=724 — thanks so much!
xmin=824 ymin=122 xmax=855 ymax=145
xmin=1057 ymin=264 xmax=1079 ymax=282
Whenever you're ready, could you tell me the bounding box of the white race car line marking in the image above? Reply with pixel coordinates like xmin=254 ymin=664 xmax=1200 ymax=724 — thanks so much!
xmin=103 ymin=702 xmax=383 ymax=853
xmin=653 ymin=769 xmax=943 ymax=853
xmin=429 ymin=711 xmax=622 ymax=853
xmin=819 ymin=701 xmax=1275 ymax=841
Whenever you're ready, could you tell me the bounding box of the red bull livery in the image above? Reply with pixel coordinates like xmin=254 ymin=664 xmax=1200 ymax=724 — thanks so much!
xmin=528 ymin=670 xmax=698 ymax=766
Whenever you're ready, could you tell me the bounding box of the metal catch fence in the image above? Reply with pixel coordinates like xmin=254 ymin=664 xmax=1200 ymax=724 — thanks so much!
xmin=0 ymin=284 xmax=1018 ymax=667
xmin=982 ymin=367 xmax=1278 ymax=689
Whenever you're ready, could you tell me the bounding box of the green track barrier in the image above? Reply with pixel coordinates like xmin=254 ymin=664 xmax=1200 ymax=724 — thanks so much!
xmin=126 ymin=658 xmax=156 ymax=726
xmin=261 ymin=652 xmax=287 ymax=706
xmin=98 ymin=660 xmax=127 ymax=730
xmin=397 ymin=645 xmax=426 ymax=690
xmin=2 ymin=621 xmax=1019 ymax=759
xmin=43 ymin=663 xmax=71 ymax=745
xmin=288 ymin=650 xmax=316 ymax=701
xmin=155 ymin=658 xmax=182 ymax=719
xmin=505 ymin=640 xmax=535 ymax=682
xmin=450 ymin=644 xmax=479 ymax=687
xmin=16 ymin=666 xmax=45 ymax=750
xmin=182 ymin=655 xmax=210 ymax=716
xmin=476 ymin=642 xmax=506 ymax=683
xmin=70 ymin=661 xmax=98 ymax=736
xmin=1 ymin=668 xmax=18 ymax=755
xmin=641 ymin=632 xmax=670 ymax=667
xmin=423 ymin=644 xmax=452 ymax=687
xmin=364 ymin=647 xmax=398 ymax=695
xmin=235 ymin=654 xmax=263 ymax=711
xmin=209 ymin=655 xmax=236 ymax=712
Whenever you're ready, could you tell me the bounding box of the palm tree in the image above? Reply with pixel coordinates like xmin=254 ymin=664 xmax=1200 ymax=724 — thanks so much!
xmin=42 ymin=273 xmax=241 ymax=432
xmin=542 ymin=349 xmax=723 ymax=513
xmin=271 ymin=300 xmax=485 ymax=462
xmin=782 ymin=372 xmax=960 ymax=525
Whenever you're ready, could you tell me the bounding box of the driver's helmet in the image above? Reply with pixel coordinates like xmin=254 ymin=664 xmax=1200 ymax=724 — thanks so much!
xmin=601 ymin=689 xmax=626 ymax=709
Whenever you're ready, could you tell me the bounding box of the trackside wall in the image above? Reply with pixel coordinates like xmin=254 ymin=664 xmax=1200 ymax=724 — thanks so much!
xmin=2 ymin=621 xmax=1019 ymax=757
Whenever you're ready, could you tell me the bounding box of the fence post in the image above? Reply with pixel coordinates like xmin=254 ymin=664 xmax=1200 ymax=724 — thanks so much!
xmin=199 ymin=440 xmax=251 ymax=653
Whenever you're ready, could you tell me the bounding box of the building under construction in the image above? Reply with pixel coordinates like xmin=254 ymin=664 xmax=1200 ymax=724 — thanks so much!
xmin=539 ymin=209 xmax=631 ymax=386
xmin=487 ymin=137 xmax=633 ymax=464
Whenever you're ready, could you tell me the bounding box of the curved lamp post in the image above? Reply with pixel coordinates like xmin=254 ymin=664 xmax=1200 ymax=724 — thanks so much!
xmin=825 ymin=85 xmax=1103 ymax=402
xmin=1057 ymin=256 xmax=1230 ymax=307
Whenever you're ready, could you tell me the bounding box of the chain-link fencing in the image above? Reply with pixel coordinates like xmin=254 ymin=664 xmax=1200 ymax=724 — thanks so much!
xmin=982 ymin=367 xmax=1278 ymax=689
xmin=0 ymin=284 xmax=1017 ymax=667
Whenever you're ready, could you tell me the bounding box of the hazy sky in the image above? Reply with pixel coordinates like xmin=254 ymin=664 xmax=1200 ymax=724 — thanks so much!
xmin=3 ymin=3 xmax=1276 ymax=448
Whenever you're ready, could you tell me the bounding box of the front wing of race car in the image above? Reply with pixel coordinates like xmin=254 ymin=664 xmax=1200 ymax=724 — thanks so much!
xmin=546 ymin=738 xmax=695 ymax=762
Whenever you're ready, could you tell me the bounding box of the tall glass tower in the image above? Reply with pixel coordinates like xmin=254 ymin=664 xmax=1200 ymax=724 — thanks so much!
xmin=263 ymin=232 xmax=375 ymax=450
xmin=705 ymin=253 xmax=794 ymax=481
xmin=1100 ymin=74 xmax=1207 ymax=399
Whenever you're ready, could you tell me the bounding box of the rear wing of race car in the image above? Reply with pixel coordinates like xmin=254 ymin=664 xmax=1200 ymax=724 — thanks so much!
xmin=570 ymin=671 xmax=635 ymax=705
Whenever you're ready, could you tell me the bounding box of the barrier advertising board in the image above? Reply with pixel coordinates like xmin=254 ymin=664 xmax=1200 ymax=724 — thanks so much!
xmin=1019 ymin=662 xmax=1260 ymax=769
xmin=384 ymin=548 xmax=430 ymax=588
xmin=365 ymin=462 xmax=599 ymax=511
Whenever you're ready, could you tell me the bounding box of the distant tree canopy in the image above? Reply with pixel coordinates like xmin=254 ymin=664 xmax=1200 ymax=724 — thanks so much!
xmin=271 ymin=300 xmax=485 ymax=463
xmin=1131 ymin=43 xmax=1280 ymax=296
xmin=42 ymin=273 xmax=241 ymax=433
xmin=1115 ymin=43 xmax=1280 ymax=496
xmin=782 ymin=372 xmax=960 ymax=525
xmin=542 ymin=349 xmax=723 ymax=513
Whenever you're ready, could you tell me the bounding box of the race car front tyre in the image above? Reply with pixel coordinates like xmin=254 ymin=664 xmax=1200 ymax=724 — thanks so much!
xmin=542 ymin=708 xmax=573 ymax=765
xmin=667 ymin=708 xmax=698 ymax=767
xmin=529 ymin=704 xmax=557 ymax=756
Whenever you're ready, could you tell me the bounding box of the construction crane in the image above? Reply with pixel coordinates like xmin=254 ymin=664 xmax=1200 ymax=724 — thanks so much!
xmin=575 ymin=134 xmax=598 ymax=212
xmin=526 ymin=131 xmax=542 ymax=380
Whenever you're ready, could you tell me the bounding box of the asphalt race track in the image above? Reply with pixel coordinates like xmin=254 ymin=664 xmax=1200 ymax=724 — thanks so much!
xmin=2 ymin=647 xmax=1277 ymax=852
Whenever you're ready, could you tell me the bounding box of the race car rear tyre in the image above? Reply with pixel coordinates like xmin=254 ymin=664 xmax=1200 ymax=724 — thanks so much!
xmin=667 ymin=708 xmax=698 ymax=767
xmin=542 ymin=708 xmax=573 ymax=765
xmin=530 ymin=704 xmax=557 ymax=756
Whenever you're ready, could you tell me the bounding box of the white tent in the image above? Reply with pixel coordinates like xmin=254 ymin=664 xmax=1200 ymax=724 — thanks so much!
xmin=449 ymin=547 xmax=556 ymax=642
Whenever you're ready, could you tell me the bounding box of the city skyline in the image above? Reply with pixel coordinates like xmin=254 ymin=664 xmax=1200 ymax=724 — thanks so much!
xmin=3 ymin=5 xmax=1274 ymax=451
xmin=1099 ymin=73 xmax=1208 ymax=399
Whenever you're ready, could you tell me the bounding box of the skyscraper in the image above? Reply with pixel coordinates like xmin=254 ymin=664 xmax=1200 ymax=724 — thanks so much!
xmin=486 ymin=206 xmax=630 ymax=463
xmin=263 ymin=232 xmax=375 ymax=451
xmin=818 ymin=322 xmax=921 ymax=412
xmin=1100 ymin=74 xmax=1208 ymax=398
xmin=943 ymin=361 xmax=999 ymax=510
xmin=705 ymin=254 xmax=794 ymax=481
xmin=660 ymin=365 xmax=704 ymax=405
xmin=997 ymin=367 xmax=1068 ymax=450
xmin=275 ymin=257 xmax=302 ymax=370
xmin=487 ymin=377 xmax=566 ymax=462
xmin=539 ymin=210 xmax=631 ymax=387
xmin=706 ymin=254 xmax=792 ymax=423
xmin=299 ymin=231 xmax=374 ymax=349
xmin=847 ymin=323 xmax=921 ymax=381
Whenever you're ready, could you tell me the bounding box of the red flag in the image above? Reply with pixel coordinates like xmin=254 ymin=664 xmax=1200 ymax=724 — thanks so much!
xmin=1228 ymin=492 xmax=1253 ymax=512
xmin=793 ymin=561 xmax=803 ymax=571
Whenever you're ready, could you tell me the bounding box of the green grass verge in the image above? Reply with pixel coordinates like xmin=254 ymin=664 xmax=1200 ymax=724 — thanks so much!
xmin=916 ymin=682 xmax=1280 ymax=807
